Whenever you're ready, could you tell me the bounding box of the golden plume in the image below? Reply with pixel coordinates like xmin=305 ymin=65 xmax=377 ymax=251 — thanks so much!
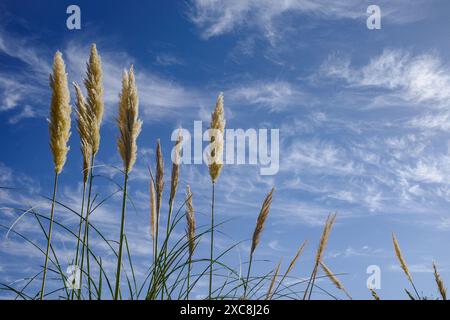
xmin=169 ymin=131 xmax=182 ymax=205
xmin=84 ymin=44 xmax=103 ymax=154
xmin=73 ymin=82 xmax=95 ymax=182
xmin=208 ymin=93 xmax=225 ymax=183
xmin=49 ymin=51 xmax=71 ymax=174
xmin=117 ymin=65 xmax=142 ymax=173
xmin=185 ymin=185 xmax=195 ymax=257
xmin=251 ymin=188 xmax=275 ymax=254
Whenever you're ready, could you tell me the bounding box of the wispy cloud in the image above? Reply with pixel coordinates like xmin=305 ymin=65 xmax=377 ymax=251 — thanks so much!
xmin=320 ymin=49 xmax=450 ymax=108
xmin=189 ymin=0 xmax=428 ymax=40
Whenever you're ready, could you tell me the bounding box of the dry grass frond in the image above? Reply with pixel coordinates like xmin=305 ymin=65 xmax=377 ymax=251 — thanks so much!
xmin=208 ymin=92 xmax=225 ymax=183
xmin=73 ymin=82 xmax=94 ymax=183
xmin=433 ymin=261 xmax=446 ymax=300
xmin=320 ymin=261 xmax=352 ymax=299
xmin=169 ymin=131 xmax=182 ymax=206
xmin=156 ymin=139 xmax=164 ymax=214
xmin=150 ymin=178 xmax=156 ymax=243
xmin=285 ymin=240 xmax=307 ymax=276
xmin=370 ymin=288 xmax=380 ymax=300
xmin=266 ymin=259 xmax=282 ymax=300
xmin=84 ymin=44 xmax=103 ymax=154
xmin=392 ymin=233 xmax=412 ymax=283
xmin=49 ymin=51 xmax=71 ymax=174
xmin=185 ymin=185 xmax=195 ymax=257
xmin=117 ymin=65 xmax=142 ymax=173
xmin=303 ymin=213 xmax=336 ymax=299
xmin=315 ymin=214 xmax=336 ymax=264
xmin=251 ymin=188 xmax=275 ymax=254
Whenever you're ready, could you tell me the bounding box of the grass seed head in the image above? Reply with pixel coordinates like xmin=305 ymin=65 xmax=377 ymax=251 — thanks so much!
xmin=208 ymin=92 xmax=225 ymax=183
xmin=49 ymin=51 xmax=71 ymax=174
xmin=117 ymin=65 xmax=142 ymax=173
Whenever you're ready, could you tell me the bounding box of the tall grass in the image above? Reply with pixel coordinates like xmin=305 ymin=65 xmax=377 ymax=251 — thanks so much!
xmin=1 ymin=45 xmax=447 ymax=300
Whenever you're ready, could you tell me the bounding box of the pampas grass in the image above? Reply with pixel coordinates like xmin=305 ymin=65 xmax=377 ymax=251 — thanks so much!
xmin=6 ymin=48 xmax=449 ymax=302
xmin=433 ymin=261 xmax=446 ymax=300
xmin=74 ymin=44 xmax=104 ymax=300
xmin=40 ymin=51 xmax=71 ymax=300
xmin=244 ymin=188 xmax=274 ymax=298
xmin=320 ymin=261 xmax=351 ymax=299
xmin=49 ymin=51 xmax=72 ymax=175
xmin=114 ymin=65 xmax=142 ymax=300
xmin=84 ymin=43 xmax=103 ymax=155
xmin=208 ymin=93 xmax=225 ymax=299
xmin=72 ymin=82 xmax=94 ymax=299
xmin=392 ymin=232 xmax=420 ymax=299
xmin=185 ymin=185 xmax=195 ymax=299
xmin=303 ymin=213 xmax=336 ymax=300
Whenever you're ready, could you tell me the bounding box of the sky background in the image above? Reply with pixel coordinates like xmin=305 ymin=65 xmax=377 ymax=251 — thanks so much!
xmin=1 ymin=0 xmax=450 ymax=300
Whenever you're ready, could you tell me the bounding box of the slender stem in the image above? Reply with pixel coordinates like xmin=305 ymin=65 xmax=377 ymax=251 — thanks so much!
xmin=79 ymin=155 xmax=95 ymax=300
xmin=40 ymin=172 xmax=59 ymax=300
xmin=410 ymin=281 xmax=421 ymax=300
xmin=161 ymin=200 xmax=174 ymax=299
xmin=303 ymin=262 xmax=319 ymax=300
xmin=186 ymin=254 xmax=192 ymax=300
xmin=243 ymin=252 xmax=254 ymax=299
xmin=114 ymin=172 xmax=129 ymax=300
xmin=71 ymin=181 xmax=87 ymax=300
xmin=208 ymin=182 xmax=215 ymax=300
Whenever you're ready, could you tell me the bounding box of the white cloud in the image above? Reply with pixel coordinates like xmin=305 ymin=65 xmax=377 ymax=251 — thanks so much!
xmin=189 ymin=0 xmax=428 ymax=40
xmin=228 ymin=80 xmax=307 ymax=112
xmin=321 ymin=49 xmax=450 ymax=107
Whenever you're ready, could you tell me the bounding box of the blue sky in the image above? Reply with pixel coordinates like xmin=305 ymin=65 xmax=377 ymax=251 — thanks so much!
xmin=1 ymin=0 xmax=450 ymax=300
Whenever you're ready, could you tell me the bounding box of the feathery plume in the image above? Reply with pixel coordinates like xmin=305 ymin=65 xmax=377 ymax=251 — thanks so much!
xmin=315 ymin=214 xmax=336 ymax=265
xmin=433 ymin=261 xmax=446 ymax=300
xmin=169 ymin=131 xmax=182 ymax=205
xmin=320 ymin=261 xmax=352 ymax=299
xmin=370 ymin=288 xmax=380 ymax=300
xmin=49 ymin=51 xmax=71 ymax=174
xmin=84 ymin=44 xmax=103 ymax=154
xmin=392 ymin=233 xmax=412 ymax=283
xmin=266 ymin=259 xmax=282 ymax=300
xmin=117 ymin=65 xmax=142 ymax=173
xmin=156 ymin=139 xmax=164 ymax=214
xmin=392 ymin=233 xmax=421 ymax=299
xmin=303 ymin=213 xmax=336 ymax=299
xmin=73 ymin=82 xmax=95 ymax=183
xmin=251 ymin=188 xmax=274 ymax=254
xmin=208 ymin=93 xmax=225 ymax=183
xmin=285 ymin=240 xmax=307 ymax=276
xmin=185 ymin=185 xmax=195 ymax=257
xmin=150 ymin=179 xmax=156 ymax=242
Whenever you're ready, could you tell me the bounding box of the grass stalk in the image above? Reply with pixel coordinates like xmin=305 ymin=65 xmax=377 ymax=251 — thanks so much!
xmin=39 ymin=172 xmax=59 ymax=300
xmin=208 ymin=182 xmax=215 ymax=300
xmin=71 ymin=181 xmax=87 ymax=300
xmin=79 ymin=155 xmax=95 ymax=299
xmin=114 ymin=172 xmax=129 ymax=300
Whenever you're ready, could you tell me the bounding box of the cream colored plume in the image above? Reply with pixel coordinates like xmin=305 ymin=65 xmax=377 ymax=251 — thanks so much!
xmin=73 ymin=82 xmax=95 ymax=182
xmin=117 ymin=65 xmax=142 ymax=173
xmin=84 ymin=44 xmax=103 ymax=154
xmin=169 ymin=131 xmax=182 ymax=205
xmin=185 ymin=185 xmax=195 ymax=257
xmin=208 ymin=93 xmax=225 ymax=183
xmin=251 ymin=188 xmax=274 ymax=254
xmin=49 ymin=51 xmax=71 ymax=174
